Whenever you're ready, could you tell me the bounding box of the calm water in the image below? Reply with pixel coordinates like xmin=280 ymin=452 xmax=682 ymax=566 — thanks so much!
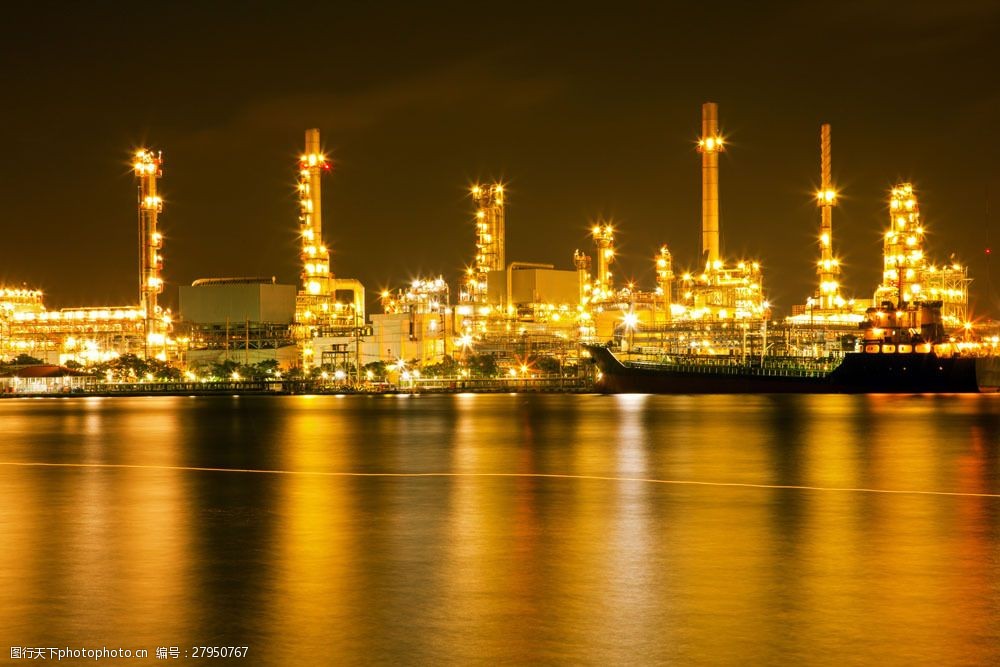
xmin=1 ymin=394 xmax=998 ymax=665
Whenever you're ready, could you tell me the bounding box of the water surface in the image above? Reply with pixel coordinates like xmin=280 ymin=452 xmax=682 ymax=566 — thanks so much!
xmin=1 ymin=394 xmax=998 ymax=664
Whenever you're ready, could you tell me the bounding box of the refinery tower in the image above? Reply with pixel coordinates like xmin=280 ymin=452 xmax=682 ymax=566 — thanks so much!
xmin=292 ymin=128 xmax=366 ymax=370
xmin=789 ymin=124 xmax=866 ymax=324
xmin=0 ymin=148 xmax=174 ymax=365
xmin=682 ymin=102 xmax=766 ymax=320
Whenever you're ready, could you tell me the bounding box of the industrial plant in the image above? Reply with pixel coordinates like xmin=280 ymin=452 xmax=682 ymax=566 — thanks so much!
xmin=0 ymin=104 xmax=984 ymax=390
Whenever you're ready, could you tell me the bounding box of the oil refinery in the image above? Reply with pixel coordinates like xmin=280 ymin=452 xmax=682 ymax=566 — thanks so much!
xmin=0 ymin=104 xmax=987 ymax=389
xmin=1 ymin=150 xmax=176 ymax=366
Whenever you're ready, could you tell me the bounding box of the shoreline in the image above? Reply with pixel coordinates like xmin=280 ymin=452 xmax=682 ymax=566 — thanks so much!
xmin=0 ymin=384 xmax=595 ymax=399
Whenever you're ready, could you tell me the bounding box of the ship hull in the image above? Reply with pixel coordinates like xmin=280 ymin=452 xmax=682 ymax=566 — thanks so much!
xmin=586 ymin=344 xmax=1000 ymax=394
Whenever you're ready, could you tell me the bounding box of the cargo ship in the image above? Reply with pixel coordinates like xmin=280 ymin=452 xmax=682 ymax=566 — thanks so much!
xmin=586 ymin=302 xmax=1000 ymax=394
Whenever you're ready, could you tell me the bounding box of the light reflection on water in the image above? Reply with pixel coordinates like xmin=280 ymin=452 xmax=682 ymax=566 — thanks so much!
xmin=0 ymin=394 xmax=998 ymax=664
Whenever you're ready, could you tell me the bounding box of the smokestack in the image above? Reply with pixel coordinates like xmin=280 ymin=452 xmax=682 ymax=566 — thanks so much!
xmin=816 ymin=123 xmax=840 ymax=309
xmin=820 ymin=123 xmax=831 ymax=193
xmin=304 ymin=128 xmax=323 ymax=239
xmin=698 ymin=102 xmax=724 ymax=270
xmin=297 ymin=129 xmax=332 ymax=297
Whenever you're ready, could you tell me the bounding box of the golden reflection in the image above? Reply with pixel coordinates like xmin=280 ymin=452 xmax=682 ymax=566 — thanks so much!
xmin=0 ymin=398 xmax=193 ymax=646
xmin=271 ymin=396 xmax=356 ymax=658
xmin=950 ymin=418 xmax=998 ymax=647
xmin=92 ymin=398 xmax=191 ymax=644
xmin=612 ymin=394 xmax=648 ymax=476
xmin=799 ymin=395 xmax=862 ymax=488
xmin=1 ymin=394 xmax=999 ymax=663
xmin=0 ymin=463 xmax=44 ymax=641
xmin=442 ymin=396 xmax=550 ymax=661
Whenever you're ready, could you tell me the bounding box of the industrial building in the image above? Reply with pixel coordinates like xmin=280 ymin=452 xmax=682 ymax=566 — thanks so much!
xmin=872 ymin=183 xmax=969 ymax=326
xmin=0 ymin=108 xmax=981 ymax=382
xmin=169 ymin=128 xmax=370 ymax=376
xmin=179 ymin=277 xmax=298 ymax=369
xmin=0 ymin=150 xmax=176 ymax=365
xmin=788 ymin=123 xmax=868 ymax=326
xmin=291 ymin=128 xmax=366 ymax=371
xmin=366 ymin=102 xmax=975 ymax=373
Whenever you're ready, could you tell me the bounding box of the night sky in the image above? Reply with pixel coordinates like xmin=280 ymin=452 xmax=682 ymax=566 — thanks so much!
xmin=2 ymin=2 xmax=998 ymax=317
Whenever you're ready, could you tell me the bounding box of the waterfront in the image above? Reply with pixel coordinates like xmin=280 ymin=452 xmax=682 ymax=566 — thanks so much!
xmin=1 ymin=394 xmax=999 ymax=664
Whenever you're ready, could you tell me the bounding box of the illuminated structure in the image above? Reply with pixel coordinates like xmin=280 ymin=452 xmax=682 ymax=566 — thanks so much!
xmin=372 ymin=277 xmax=452 ymax=365
xmin=698 ymin=102 xmax=724 ymax=269
xmin=6 ymin=306 xmax=146 ymax=363
xmin=590 ymin=223 xmax=615 ymax=301
xmin=134 ymin=149 xmax=167 ymax=353
xmin=573 ymin=249 xmax=592 ymax=305
xmin=376 ymin=179 xmax=581 ymax=372
xmin=292 ymin=128 xmax=366 ymax=370
xmin=575 ymin=103 xmax=767 ymax=344
xmin=0 ymin=288 xmax=46 ymax=359
xmin=573 ymin=223 xmax=629 ymax=340
xmin=679 ymin=103 xmax=767 ymax=320
xmin=295 ymin=128 xmax=335 ymax=318
xmin=463 ymin=183 xmax=506 ymax=304
xmin=678 ymin=261 xmax=766 ymax=319
xmin=297 ymin=129 xmax=333 ymax=299
xmin=815 ymin=124 xmax=842 ymax=310
xmin=655 ymin=245 xmax=674 ymax=313
xmin=1 ymin=148 xmax=173 ymax=364
xmin=789 ymin=125 xmax=865 ymax=325
xmin=873 ymin=183 xmax=969 ymax=326
xmin=1 ymin=116 xmax=988 ymax=379
xmin=179 ymin=278 xmax=298 ymax=370
xmin=0 ymin=288 xmax=149 ymax=363
xmin=0 ymin=288 xmax=45 ymax=319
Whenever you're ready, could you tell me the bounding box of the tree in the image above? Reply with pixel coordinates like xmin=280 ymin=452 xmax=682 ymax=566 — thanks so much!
xmin=364 ymin=360 xmax=388 ymax=381
xmin=467 ymin=353 xmax=498 ymax=378
xmin=91 ymin=354 xmax=146 ymax=381
xmin=533 ymin=355 xmax=561 ymax=375
xmin=89 ymin=354 xmax=182 ymax=381
xmin=423 ymin=355 xmax=459 ymax=378
xmin=210 ymin=359 xmax=242 ymax=379
xmin=146 ymin=358 xmax=182 ymax=381
xmin=13 ymin=353 xmax=43 ymax=365
xmin=250 ymin=359 xmax=280 ymax=378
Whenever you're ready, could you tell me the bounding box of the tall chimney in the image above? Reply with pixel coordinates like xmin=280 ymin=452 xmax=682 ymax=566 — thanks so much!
xmin=304 ymin=128 xmax=323 ymax=241
xmin=697 ymin=102 xmax=724 ymax=270
xmin=816 ymin=123 xmax=840 ymax=309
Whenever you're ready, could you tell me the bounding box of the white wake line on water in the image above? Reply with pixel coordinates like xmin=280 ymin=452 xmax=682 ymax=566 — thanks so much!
xmin=3 ymin=461 xmax=1000 ymax=499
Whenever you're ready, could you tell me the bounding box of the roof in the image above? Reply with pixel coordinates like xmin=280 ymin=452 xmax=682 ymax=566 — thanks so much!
xmin=191 ymin=277 xmax=278 ymax=287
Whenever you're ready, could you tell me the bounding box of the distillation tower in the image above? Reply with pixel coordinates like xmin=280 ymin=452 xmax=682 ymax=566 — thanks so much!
xmin=656 ymin=245 xmax=674 ymax=311
xmin=873 ymin=184 xmax=969 ymax=326
xmin=591 ymin=222 xmax=615 ymax=301
xmin=815 ymin=124 xmax=842 ymax=310
xmin=135 ymin=149 xmax=167 ymax=354
xmin=443 ymin=182 xmax=583 ymax=357
xmin=292 ymin=129 xmax=366 ymax=370
xmin=787 ymin=125 xmax=865 ymax=325
xmin=297 ymin=129 xmax=334 ymax=303
xmin=464 ymin=183 xmax=506 ymax=304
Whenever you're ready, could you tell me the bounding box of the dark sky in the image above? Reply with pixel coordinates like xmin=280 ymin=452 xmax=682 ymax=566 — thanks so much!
xmin=2 ymin=1 xmax=998 ymax=316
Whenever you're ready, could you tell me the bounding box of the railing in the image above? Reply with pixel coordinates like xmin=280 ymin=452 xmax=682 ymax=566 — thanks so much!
xmin=93 ymin=380 xmax=316 ymax=394
xmin=408 ymin=376 xmax=593 ymax=393
xmin=623 ymin=356 xmax=838 ymax=378
xmin=89 ymin=376 xmax=594 ymax=395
